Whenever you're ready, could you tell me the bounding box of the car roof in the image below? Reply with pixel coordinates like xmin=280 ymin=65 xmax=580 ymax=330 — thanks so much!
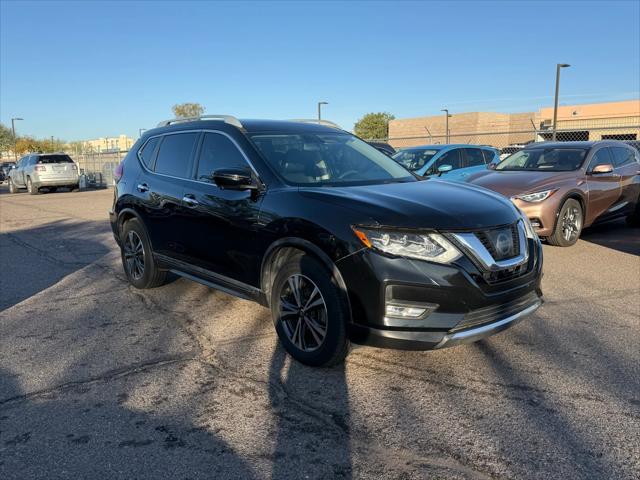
xmin=145 ymin=119 xmax=345 ymax=137
xmin=523 ymin=140 xmax=632 ymax=150
xmin=401 ymin=144 xmax=496 ymax=151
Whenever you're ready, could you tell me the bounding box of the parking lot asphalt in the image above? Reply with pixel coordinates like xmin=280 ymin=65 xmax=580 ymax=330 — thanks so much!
xmin=0 ymin=186 xmax=638 ymax=480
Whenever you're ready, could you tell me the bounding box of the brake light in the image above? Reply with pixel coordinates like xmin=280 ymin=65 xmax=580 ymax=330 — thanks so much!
xmin=35 ymin=165 xmax=46 ymax=172
xmin=113 ymin=161 xmax=124 ymax=182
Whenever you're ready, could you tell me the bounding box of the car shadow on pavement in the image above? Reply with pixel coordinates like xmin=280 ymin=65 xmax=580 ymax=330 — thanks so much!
xmin=0 ymin=220 xmax=113 ymax=310
xmin=579 ymin=219 xmax=640 ymax=256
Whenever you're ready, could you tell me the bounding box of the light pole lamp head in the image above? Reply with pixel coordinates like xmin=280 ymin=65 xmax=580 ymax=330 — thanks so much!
xmin=558 ymin=63 xmax=570 ymax=68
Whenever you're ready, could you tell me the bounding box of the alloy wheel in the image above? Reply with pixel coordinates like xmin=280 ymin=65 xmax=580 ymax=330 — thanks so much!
xmin=278 ymin=274 xmax=328 ymax=352
xmin=561 ymin=205 xmax=582 ymax=242
xmin=123 ymin=231 xmax=145 ymax=280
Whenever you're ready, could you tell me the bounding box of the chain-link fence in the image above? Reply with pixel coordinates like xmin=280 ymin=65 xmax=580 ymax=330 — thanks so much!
xmin=69 ymin=150 xmax=124 ymax=187
xmin=376 ymin=118 xmax=640 ymax=154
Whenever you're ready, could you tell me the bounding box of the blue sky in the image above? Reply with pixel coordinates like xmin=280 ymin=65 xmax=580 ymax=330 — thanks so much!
xmin=1 ymin=0 xmax=639 ymax=140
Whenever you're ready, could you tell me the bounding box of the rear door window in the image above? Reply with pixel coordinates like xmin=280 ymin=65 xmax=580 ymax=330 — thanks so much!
xmin=463 ymin=148 xmax=486 ymax=167
xmin=154 ymin=133 xmax=199 ymax=178
xmin=610 ymin=147 xmax=636 ymax=167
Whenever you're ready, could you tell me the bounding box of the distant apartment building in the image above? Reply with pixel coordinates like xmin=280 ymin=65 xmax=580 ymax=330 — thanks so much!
xmin=81 ymin=134 xmax=134 ymax=153
xmin=387 ymin=99 xmax=640 ymax=148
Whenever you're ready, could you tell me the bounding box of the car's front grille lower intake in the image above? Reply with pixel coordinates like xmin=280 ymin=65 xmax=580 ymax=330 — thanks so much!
xmin=452 ymin=291 xmax=540 ymax=332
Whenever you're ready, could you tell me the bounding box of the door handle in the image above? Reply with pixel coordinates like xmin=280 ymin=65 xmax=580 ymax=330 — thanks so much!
xmin=137 ymin=183 xmax=149 ymax=192
xmin=183 ymin=195 xmax=199 ymax=207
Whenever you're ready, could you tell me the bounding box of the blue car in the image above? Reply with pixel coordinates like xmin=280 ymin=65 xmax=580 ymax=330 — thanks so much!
xmin=392 ymin=144 xmax=500 ymax=182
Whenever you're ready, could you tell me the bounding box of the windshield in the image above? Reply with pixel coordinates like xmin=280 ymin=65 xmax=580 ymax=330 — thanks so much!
xmin=37 ymin=155 xmax=74 ymax=164
xmin=250 ymin=132 xmax=415 ymax=186
xmin=392 ymin=148 xmax=439 ymax=171
xmin=496 ymin=147 xmax=588 ymax=171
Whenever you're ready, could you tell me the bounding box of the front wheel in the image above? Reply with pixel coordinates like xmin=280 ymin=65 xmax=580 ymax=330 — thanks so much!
xmin=547 ymin=199 xmax=583 ymax=247
xmin=120 ymin=218 xmax=167 ymax=289
xmin=8 ymin=178 xmax=18 ymax=193
xmin=270 ymin=253 xmax=350 ymax=367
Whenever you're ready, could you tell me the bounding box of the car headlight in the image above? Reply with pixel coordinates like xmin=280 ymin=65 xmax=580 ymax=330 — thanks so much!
xmin=352 ymin=227 xmax=462 ymax=264
xmin=513 ymin=189 xmax=556 ymax=203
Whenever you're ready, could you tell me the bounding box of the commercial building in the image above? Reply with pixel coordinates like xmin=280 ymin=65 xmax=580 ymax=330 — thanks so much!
xmin=387 ymin=99 xmax=640 ymax=149
xmin=81 ymin=134 xmax=134 ymax=153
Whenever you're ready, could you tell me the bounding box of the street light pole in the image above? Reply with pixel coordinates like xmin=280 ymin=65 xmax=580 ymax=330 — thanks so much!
xmin=11 ymin=117 xmax=23 ymax=162
xmin=552 ymin=63 xmax=570 ymax=142
xmin=441 ymin=109 xmax=451 ymax=143
xmin=317 ymin=101 xmax=328 ymax=124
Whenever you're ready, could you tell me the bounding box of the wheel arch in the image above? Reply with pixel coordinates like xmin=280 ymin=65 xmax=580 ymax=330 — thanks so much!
xmin=260 ymin=237 xmax=352 ymax=322
xmin=551 ymin=190 xmax=587 ymax=236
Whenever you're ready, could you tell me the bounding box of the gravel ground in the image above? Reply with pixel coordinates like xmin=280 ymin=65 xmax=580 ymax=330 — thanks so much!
xmin=0 ymin=186 xmax=638 ymax=479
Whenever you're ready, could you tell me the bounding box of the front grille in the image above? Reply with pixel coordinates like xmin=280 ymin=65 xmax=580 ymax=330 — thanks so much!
xmin=474 ymin=223 xmax=520 ymax=261
xmin=483 ymin=262 xmax=529 ymax=284
xmin=452 ymin=291 xmax=540 ymax=332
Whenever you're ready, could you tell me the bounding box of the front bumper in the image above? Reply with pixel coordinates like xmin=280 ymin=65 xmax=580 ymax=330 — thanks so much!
xmin=338 ymin=237 xmax=543 ymax=350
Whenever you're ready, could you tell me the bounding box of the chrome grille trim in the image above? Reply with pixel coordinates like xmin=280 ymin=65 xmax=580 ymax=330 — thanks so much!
xmin=449 ymin=220 xmax=529 ymax=272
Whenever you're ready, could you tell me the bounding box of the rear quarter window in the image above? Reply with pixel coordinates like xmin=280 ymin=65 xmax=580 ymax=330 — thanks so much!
xmin=138 ymin=137 xmax=160 ymax=167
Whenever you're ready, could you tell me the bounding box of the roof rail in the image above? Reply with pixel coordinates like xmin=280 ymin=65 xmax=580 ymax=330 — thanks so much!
xmin=289 ymin=119 xmax=342 ymax=129
xmin=157 ymin=115 xmax=243 ymax=129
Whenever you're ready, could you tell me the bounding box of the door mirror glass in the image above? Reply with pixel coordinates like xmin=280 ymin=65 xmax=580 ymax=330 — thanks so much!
xmin=212 ymin=168 xmax=257 ymax=190
xmin=487 ymin=162 xmax=497 ymax=170
xmin=591 ymin=163 xmax=614 ymax=175
xmin=437 ymin=164 xmax=453 ymax=174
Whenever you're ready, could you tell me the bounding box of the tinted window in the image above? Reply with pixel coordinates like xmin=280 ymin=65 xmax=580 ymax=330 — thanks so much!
xmin=610 ymin=147 xmax=635 ymax=167
xmin=392 ymin=148 xmax=439 ymax=171
xmin=154 ymin=133 xmax=198 ymax=178
xmin=139 ymin=137 xmax=160 ymax=167
xmin=464 ymin=148 xmax=486 ymax=167
xmin=250 ymin=132 xmax=413 ymax=186
xmin=428 ymin=149 xmax=462 ymax=174
xmin=196 ymin=133 xmax=248 ymax=182
xmin=482 ymin=149 xmax=497 ymax=163
xmin=37 ymin=155 xmax=73 ymax=164
xmin=589 ymin=148 xmax=613 ymax=170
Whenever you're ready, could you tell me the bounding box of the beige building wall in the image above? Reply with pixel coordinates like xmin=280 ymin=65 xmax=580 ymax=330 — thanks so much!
xmin=82 ymin=134 xmax=134 ymax=152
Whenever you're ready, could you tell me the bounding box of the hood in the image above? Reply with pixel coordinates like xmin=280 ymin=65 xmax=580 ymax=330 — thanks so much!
xmin=299 ymin=179 xmax=518 ymax=231
xmin=467 ymin=170 xmax=580 ymax=197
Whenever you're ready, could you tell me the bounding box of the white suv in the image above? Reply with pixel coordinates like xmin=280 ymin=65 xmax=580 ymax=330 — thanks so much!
xmin=7 ymin=153 xmax=80 ymax=194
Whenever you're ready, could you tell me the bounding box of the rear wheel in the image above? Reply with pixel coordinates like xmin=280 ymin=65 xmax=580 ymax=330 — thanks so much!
xmin=270 ymin=253 xmax=350 ymax=367
xmin=8 ymin=177 xmax=18 ymax=193
xmin=120 ymin=218 xmax=167 ymax=289
xmin=626 ymin=198 xmax=640 ymax=227
xmin=26 ymin=177 xmax=39 ymax=195
xmin=548 ymin=199 xmax=582 ymax=247
xmin=49 ymin=187 xmax=57 ymax=193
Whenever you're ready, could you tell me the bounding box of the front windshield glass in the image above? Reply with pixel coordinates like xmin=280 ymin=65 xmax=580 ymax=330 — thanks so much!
xmin=392 ymin=148 xmax=439 ymax=171
xmin=496 ymin=147 xmax=588 ymax=171
xmin=250 ymin=132 xmax=415 ymax=186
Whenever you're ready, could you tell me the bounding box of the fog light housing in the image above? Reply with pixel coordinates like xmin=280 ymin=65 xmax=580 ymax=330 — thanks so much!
xmin=384 ymin=301 xmax=437 ymax=320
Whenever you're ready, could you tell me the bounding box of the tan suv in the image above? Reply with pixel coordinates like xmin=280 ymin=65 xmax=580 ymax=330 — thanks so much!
xmin=468 ymin=141 xmax=640 ymax=246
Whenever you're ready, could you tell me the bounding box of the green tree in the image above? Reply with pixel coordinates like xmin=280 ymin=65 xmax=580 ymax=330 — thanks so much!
xmin=0 ymin=123 xmax=14 ymax=152
xmin=172 ymin=103 xmax=205 ymax=118
xmin=353 ymin=112 xmax=395 ymax=140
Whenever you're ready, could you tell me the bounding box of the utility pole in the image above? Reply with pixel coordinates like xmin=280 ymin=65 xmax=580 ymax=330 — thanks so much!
xmin=317 ymin=101 xmax=328 ymax=124
xmin=552 ymin=63 xmax=570 ymax=141
xmin=11 ymin=118 xmax=23 ymax=162
xmin=441 ymin=109 xmax=451 ymax=143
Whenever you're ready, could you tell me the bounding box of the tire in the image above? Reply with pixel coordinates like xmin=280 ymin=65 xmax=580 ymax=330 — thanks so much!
xmin=547 ymin=199 xmax=583 ymax=247
xmin=270 ymin=252 xmax=350 ymax=367
xmin=8 ymin=177 xmax=18 ymax=194
xmin=120 ymin=218 xmax=167 ymax=289
xmin=626 ymin=199 xmax=640 ymax=227
xmin=71 ymin=184 xmax=80 ymax=192
xmin=26 ymin=177 xmax=39 ymax=195
xmin=49 ymin=187 xmax=57 ymax=193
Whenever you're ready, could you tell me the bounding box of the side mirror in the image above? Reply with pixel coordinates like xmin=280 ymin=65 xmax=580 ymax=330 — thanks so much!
xmin=437 ymin=164 xmax=453 ymax=176
xmin=487 ymin=163 xmax=497 ymax=170
xmin=212 ymin=168 xmax=258 ymax=190
xmin=590 ymin=163 xmax=614 ymax=175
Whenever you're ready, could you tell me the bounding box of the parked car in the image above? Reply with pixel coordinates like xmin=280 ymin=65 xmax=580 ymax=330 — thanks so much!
xmin=624 ymin=140 xmax=640 ymax=153
xmin=0 ymin=161 xmax=16 ymax=182
xmin=367 ymin=141 xmax=396 ymax=156
xmin=467 ymin=141 xmax=640 ymax=246
xmin=391 ymin=144 xmax=500 ymax=182
xmin=7 ymin=153 xmax=80 ymax=194
xmin=110 ymin=116 xmax=543 ymax=366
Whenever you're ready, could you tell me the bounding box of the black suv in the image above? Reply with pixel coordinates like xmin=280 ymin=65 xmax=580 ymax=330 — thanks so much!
xmin=110 ymin=116 xmax=543 ymax=366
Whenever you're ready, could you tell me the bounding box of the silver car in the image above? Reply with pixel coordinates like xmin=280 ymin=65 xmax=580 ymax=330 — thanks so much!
xmin=7 ymin=153 xmax=80 ymax=194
